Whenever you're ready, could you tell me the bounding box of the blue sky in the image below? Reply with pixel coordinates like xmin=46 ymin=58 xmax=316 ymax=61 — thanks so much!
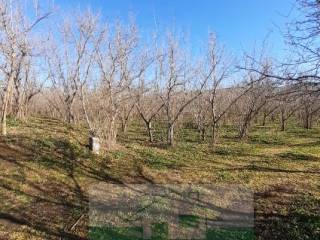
xmin=50 ymin=0 xmax=297 ymax=58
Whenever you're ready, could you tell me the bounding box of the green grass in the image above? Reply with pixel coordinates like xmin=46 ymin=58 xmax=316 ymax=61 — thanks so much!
xmin=179 ymin=214 xmax=200 ymax=228
xmin=0 ymin=117 xmax=319 ymax=239
xmin=89 ymin=226 xmax=143 ymax=240
xmin=277 ymin=151 xmax=319 ymax=161
xmin=89 ymin=225 xmax=255 ymax=240
xmin=207 ymin=228 xmax=255 ymax=240
xmin=139 ymin=148 xmax=178 ymax=170
xmin=151 ymin=223 xmax=169 ymax=240
xmin=257 ymin=195 xmax=320 ymax=240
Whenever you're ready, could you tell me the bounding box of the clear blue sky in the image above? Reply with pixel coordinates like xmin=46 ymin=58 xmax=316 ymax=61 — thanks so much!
xmin=50 ymin=0 xmax=297 ymax=58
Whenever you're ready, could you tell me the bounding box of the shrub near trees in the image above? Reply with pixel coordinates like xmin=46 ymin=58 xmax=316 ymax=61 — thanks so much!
xmin=1 ymin=0 xmax=320 ymax=150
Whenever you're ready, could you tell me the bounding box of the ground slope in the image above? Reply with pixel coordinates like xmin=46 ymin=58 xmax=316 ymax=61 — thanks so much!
xmin=0 ymin=117 xmax=319 ymax=239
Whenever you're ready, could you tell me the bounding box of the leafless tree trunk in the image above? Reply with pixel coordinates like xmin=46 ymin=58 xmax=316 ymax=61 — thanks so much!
xmin=48 ymin=11 xmax=99 ymax=124
xmin=93 ymin=21 xmax=152 ymax=148
xmin=261 ymin=103 xmax=278 ymax=126
xmin=238 ymin=73 xmax=273 ymax=139
xmin=120 ymin=96 xmax=138 ymax=133
xmin=0 ymin=0 xmax=50 ymax=135
xmin=158 ymin=33 xmax=213 ymax=146
xmin=136 ymin=100 xmax=163 ymax=142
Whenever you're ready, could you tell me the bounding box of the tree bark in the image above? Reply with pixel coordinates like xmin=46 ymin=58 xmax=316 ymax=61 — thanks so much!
xmin=211 ymin=122 xmax=218 ymax=145
xmin=200 ymin=127 xmax=205 ymax=141
xmin=262 ymin=112 xmax=267 ymax=126
xmin=239 ymin=111 xmax=252 ymax=139
xmin=167 ymin=123 xmax=174 ymax=146
xmin=121 ymin=120 xmax=128 ymax=133
xmin=1 ymin=75 xmax=15 ymax=136
xmin=66 ymin=103 xmax=74 ymax=124
xmin=146 ymin=121 xmax=154 ymax=142
xmin=106 ymin=115 xmax=117 ymax=149
xmin=280 ymin=110 xmax=285 ymax=131
xmin=281 ymin=119 xmax=285 ymax=131
xmin=303 ymin=113 xmax=311 ymax=129
xmin=239 ymin=124 xmax=248 ymax=139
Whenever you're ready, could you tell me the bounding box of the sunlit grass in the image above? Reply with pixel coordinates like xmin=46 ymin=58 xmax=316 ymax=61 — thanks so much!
xmin=0 ymin=117 xmax=319 ymax=239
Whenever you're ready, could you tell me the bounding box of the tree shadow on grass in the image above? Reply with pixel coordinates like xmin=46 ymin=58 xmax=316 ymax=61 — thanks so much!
xmin=138 ymin=141 xmax=171 ymax=150
xmin=286 ymin=128 xmax=320 ymax=138
xmin=0 ymin=132 xmax=124 ymax=239
xmin=289 ymin=140 xmax=320 ymax=148
xmin=249 ymin=136 xmax=286 ymax=146
xmin=212 ymin=145 xmax=253 ymax=157
xmin=135 ymin=148 xmax=182 ymax=170
xmin=254 ymin=185 xmax=320 ymax=240
xmin=277 ymin=151 xmax=319 ymax=161
xmin=223 ymin=165 xmax=320 ymax=175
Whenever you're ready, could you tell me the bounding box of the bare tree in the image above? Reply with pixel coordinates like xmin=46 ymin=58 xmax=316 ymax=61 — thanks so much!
xmin=157 ymin=33 xmax=212 ymax=146
xmin=136 ymin=74 xmax=164 ymax=142
xmin=191 ymin=94 xmax=209 ymax=141
xmin=243 ymin=0 xmax=320 ymax=93
xmin=204 ymin=34 xmax=232 ymax=144
xmin=47 ymin=11 xmax=100 ymax=124
xmin=277 ymin=95 xmax=301 ymax=131
xmin=261 ymin=99 xmax=279 ymax=126
xmin=0 ymin=0 xmax=50 ymax=135
xmin=286 ymin=0 xmax=320 ymax=87
xmin=299 ymin=92 xmax=320 ymax=129
xmin=237 ymin=64 xmax=274 ymax=139
xmin=119 ymin=91 xmax=138 ymax=133
xmin=93 ymin=21 xmax=152 ymax=147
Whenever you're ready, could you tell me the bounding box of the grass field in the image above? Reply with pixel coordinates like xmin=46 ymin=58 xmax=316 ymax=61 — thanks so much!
xmin=0 ymin=117 xmax=319 ymax=239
